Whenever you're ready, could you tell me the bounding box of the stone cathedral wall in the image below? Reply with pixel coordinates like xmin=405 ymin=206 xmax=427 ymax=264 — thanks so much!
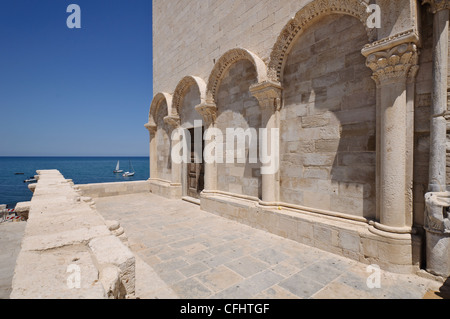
xmin=150 ymin=0 xmax=448 ymax=274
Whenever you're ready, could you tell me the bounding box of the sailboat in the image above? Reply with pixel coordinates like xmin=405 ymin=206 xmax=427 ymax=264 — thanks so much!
xmin=113 ymin=161 xmax=123 ymax=173
xmin=123 ymin=160 xmax=135 ymax=177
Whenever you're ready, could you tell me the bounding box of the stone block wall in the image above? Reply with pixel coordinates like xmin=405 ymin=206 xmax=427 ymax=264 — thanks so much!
xmin=180 ymin=84 xmax=202 ymax=130
xmin=153 ymin=0 xmax=307 ymax=95
xmin=215 ymin=59 xmax=262 ymax=198
xmin=280 ymin=14 xmax=376 ymax=219
xmin=155 ymin=100 xmax=172 ymax=182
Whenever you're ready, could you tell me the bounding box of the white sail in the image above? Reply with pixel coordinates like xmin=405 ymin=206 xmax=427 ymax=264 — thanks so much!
xmin=115 ymin=161 xmax=120 ymax=171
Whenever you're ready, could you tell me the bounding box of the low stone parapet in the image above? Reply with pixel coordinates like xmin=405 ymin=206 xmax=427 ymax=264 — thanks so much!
xmin=76 ymin=181 xmax=150 ymax=198
xmin=10 ymin=170 xmax=135 ymax=299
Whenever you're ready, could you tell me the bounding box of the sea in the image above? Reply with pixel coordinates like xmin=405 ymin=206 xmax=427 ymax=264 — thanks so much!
xmin=0 ymin=157 xmax=149 ymax=208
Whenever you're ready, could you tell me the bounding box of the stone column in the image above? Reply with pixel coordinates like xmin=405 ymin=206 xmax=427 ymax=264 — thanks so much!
xmin=363 ymin=37 xmax=419 ymax=234
xmin=144 ymin=122 xmax=158 ymax=179
xmin=422 ymin=0 xmax=450 ymax=277
xmin=195 ymin=102 xmax=218 ymax=192
xmin=164 ymin=115 xmax=182 ymax=185
xmin=425 ymin=0 xmax=450 ymax=192
xmin=250 ymin=81 xmax=283 ymax=204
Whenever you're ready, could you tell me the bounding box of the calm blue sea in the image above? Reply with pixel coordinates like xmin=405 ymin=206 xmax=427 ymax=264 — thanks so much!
xmin=0 ymin=157 xmax=149 ymax=208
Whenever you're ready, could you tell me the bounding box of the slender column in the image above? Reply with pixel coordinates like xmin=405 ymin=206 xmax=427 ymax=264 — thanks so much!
xmin=144 ymin=122 xmax=158 ymax=179
xmin=164 ymin=115 xmax=182 ymax=185
xmin=363 ymin=39 xmax=419 ymax=233
xmin=250 ymin=81 xmax=283 ymax=204
xmin=426 ymin=0 xmax=449 ymax=192
xmin=195 ymin=102 xmax=218 ymax=192
xmin=422 ymin=0 xmax=450 ymax=277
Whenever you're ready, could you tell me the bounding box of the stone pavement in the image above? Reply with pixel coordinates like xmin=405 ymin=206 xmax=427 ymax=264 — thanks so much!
xmin=0 ymin=221 xmax=26 ymax=299
xmin=95 ymin=193 xmax=443 ymax=299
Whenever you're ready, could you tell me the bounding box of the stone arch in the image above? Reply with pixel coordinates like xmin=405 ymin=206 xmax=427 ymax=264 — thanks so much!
xmin=206 ymin=48 xmax=268 ymax=103
xmin=172 ymin=76 xmax=207 ymax=117
xmin=149 ymin=92 xmax=173 ymax=125
xmin=268 ymin=0 xmax=375 ymax=82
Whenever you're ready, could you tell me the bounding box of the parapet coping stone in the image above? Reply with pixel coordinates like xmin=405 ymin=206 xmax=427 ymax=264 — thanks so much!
xmin=10 ymin=170 xmax=136 ymax=299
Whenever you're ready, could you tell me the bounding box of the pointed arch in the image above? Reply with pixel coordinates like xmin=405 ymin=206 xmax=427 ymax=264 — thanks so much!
xmin=149 ymin=92 xmax=173 ymax=125
xmin=172 ymin=76 xmax=207 ymax=116
xmin=268 ymin=0 xmax=375 ymax=82
xmin=206 ymin=48 xmax=268 ymax=103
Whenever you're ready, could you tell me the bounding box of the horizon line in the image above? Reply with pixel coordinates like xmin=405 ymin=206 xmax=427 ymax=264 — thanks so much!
xmin=0 ymin=155 xmax=149 ymax=158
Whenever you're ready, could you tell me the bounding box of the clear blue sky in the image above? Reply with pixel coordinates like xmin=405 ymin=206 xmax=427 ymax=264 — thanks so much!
xmin=0 ymin=0 xmax=152 ymax=156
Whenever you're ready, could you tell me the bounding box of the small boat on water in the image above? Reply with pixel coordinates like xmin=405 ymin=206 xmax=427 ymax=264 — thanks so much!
xmin=123 ymin=160 xmax=135 ymax=177
xmin=23 ymin=178 xmax=37 ymax=183
xmin=113 ymin=160 xmax=123 ymax=173
xmin=14 ymin=172 xmax=24 ymax=175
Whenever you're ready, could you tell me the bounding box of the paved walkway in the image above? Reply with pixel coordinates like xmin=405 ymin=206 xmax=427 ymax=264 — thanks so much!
xmin=95 ymin=193 xmax=443 ymax=299
xmin=0 ymin=221 xmax=26 ymax=299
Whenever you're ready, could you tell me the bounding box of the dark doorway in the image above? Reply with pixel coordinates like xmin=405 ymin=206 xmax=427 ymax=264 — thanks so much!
xmin=186 ymin=127 xmax=204 ymax=199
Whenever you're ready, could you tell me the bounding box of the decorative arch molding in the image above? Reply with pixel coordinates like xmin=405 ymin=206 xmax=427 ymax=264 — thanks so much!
xmin=268 ymin=0 xmax=375 ymax=82
xmin=172 ymin=75 xmax=207 ymax=116
xmin=206 ymin=48 xmax=268 ymax=103
xmin=149 ymin=92 xmax=173 ymax=126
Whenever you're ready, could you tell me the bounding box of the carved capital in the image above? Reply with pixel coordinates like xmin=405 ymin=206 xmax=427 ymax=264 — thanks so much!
xmin=163 ymin=115 xmax=181 ymax=128
xmin=144 ymin=122 xmax=157 ymax=134
xmin=364 ymin=42 xmax=419 ymax=86
xmin=195 ymin=102 xmax=217 ymax=126
xmin=422 ymin=0 xmax=450 ymax=13
xmin=249 ymin=81 xmax=283 ymax=112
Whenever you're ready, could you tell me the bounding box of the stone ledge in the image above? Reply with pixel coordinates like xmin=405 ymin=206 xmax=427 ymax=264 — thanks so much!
xmin=200 ymin=193 xmax=421 ymax=274
xmin=10 ymin=170 xmax=136 ymax=299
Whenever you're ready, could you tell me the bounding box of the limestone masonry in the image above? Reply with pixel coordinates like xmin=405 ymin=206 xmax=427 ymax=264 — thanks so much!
xmin=148 ymin=0 xmax=450 ymax=277
xmin=10 ymin=170 xmax=135 ymax=299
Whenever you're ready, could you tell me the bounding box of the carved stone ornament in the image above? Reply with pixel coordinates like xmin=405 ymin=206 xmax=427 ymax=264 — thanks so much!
xmin=172 ymin=76 xmax=207 ymax=116
xmin=144 ymin=122 xmax=157 ymax=134
xmin=268 ymin=0 xmax=374 ymax=82
xmin=249 ymin=81 xmax=283 ymax=112
xmin=424 ymin=191 xmax=450 ymax=234
xmin=195 ymin=102 xmax=218 ymax=125
xmin=364 ymin=42 xmax=419 ymax=86
xmin=422 ymin=0 xmax=450 ymax=13
xmin=163 ymin=115 xmax=181 ymax=128
xmin=207 ymin=48 xmax=268 ymax=103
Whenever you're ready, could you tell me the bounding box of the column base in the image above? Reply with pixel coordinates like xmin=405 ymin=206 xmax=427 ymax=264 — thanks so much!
xmin=425 ymin=229 xmax=450 ymax=278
